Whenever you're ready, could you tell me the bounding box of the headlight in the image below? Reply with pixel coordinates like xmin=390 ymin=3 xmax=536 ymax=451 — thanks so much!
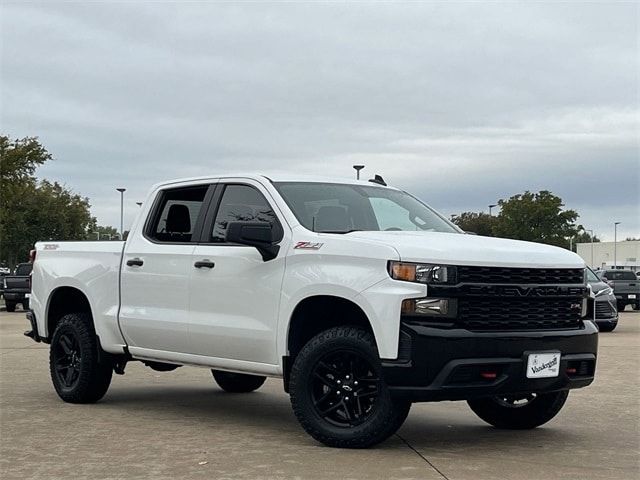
xmin=600 ymin=287 xmax=614 ymax=296
xmin=388 ymin=261 xmax=457 ymax=284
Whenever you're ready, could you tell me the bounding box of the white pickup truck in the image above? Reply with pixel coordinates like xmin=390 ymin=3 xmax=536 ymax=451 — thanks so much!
xmin=25 ymin=174 xmax=598 ymax=448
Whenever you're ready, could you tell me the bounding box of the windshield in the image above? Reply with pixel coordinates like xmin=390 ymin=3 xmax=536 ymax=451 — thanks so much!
xmin=274 ymin=182 xmax=459 ymax=234
xmin=586 ymin=268 xmax=600 ymax=283
xmin=603 ymin=270 xmax=637 ymax=281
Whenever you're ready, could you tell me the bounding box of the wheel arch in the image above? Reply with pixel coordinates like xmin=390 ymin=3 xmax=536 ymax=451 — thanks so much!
xmin=46 ymin=286 xmax=94 ymax=339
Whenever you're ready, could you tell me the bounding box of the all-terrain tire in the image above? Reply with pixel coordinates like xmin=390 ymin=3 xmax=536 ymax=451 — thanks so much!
xmin=5 ymin=301 xmax=16 ymax=312
xmin=468 ymin=390 xmax=569 ymax=430
xmin=49 ymin=313 xmax=113 ymax=403
xmin=211 ymin=370 xmax=266 ymax=393
xmin=289 ymin=326 xmax=411 ymax=449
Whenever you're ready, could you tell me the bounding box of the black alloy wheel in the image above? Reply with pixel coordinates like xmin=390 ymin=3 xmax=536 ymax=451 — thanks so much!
xmin=310 ymin=350 xmax=380 ymax=427
xmin=289 ymin=326 xmax=411 ymax=448
xmin=52 ymin=332 xmax=83 ymax=390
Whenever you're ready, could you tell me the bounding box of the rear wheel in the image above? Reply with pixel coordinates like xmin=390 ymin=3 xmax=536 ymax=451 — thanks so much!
xmin=5 ymin=301 xmax=16 ymax=312
xmin=211 ymin=370 xmax=266 ymax=393
xmin=617 ymin=301 xmax=626 ymax=312
xmin=468 ymin=390 xmax=569 ymax=429
xmin=632 ymin=302 xmax=639 ymax=311
xmin=49 ymin=313 xmax=113 ymax=403
xmin=289 ymin=326 xmax=411 ymax=448
xmin=22 ymin=299 xmax=30 ymax=310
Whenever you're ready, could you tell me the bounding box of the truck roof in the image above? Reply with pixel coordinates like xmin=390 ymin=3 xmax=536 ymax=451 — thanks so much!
xmin=152 ymin=173 xmax=398 ymax=190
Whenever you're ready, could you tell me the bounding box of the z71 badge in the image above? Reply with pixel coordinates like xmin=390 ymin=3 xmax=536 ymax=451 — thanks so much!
xmin=294 ymin=241 xmax=324 ymax=250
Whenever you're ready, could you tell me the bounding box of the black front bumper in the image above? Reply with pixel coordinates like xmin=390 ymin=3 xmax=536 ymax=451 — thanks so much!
xmin=382 ymin=320 xmax=598 ymax=402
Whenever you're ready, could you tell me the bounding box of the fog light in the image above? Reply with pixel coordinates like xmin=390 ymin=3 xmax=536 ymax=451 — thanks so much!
xmin=401 ymin=298 xmax=457 ymax=318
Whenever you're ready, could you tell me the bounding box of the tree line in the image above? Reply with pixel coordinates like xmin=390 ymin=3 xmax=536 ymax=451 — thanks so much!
xmin=450 ymin=191 xmax=598 ymax=250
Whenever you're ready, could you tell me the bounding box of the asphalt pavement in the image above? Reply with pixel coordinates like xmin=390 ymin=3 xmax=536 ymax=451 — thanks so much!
xmin=1 ymin=307 xmax=638 ymax=480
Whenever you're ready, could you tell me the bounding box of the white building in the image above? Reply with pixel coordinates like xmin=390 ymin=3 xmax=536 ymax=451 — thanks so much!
xmin=576 ymin=240 xmax=640 ymax=272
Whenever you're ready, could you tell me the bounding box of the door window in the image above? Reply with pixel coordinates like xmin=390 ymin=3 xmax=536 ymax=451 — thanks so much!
xmin=147 ymin=185 xmax=208 ymax=243
xmin=211 ymin=185 xmax=281 ymax=243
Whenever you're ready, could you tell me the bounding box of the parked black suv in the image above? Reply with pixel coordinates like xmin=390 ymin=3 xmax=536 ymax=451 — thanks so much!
xmin=3 ymin=263 xmax=32 ymax=312
xmin=598 ymin=270 xmax=640 ymax=311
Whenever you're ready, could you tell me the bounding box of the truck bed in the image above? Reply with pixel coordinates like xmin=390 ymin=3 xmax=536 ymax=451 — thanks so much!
xmin=31 ymin=241 xmax=127 ymax=352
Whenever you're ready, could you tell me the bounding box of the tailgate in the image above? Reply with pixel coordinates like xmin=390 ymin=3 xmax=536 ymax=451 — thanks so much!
xmin=612 ymin=280 xmax=640 ymax=294
xmin=4 ymin=276 xmax=30 ymax=291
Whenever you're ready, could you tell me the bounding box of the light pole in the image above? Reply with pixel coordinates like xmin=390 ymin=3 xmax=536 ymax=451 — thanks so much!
xmin=488 ymin=204 xmax=497 ymax=216
xmin=614 ymin=222 xmax=621 ymax=269
xmin=587 ymin=229 xmax=594 ymax=268
xmin=353 ymin=165 xmax=365 ymax=180
xmin=116 ymin=188 xmax=126 ymax=239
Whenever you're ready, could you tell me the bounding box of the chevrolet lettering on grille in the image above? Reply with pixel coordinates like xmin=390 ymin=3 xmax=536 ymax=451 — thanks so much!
xmin=463 ymin=285 xmax=585 ymax=297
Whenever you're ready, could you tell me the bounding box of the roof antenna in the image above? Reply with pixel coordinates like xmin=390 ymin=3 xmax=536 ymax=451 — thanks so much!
xmin=368 ymin=174 xmax=387 ymax=186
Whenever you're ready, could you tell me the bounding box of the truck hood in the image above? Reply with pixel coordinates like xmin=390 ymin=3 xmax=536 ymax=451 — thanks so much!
xmin=347 ymin=231 xmax=584 ymax=268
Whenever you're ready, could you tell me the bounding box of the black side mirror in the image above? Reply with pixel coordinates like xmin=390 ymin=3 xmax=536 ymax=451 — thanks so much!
xmin=226 ymin=221 xmax=280 ymax=261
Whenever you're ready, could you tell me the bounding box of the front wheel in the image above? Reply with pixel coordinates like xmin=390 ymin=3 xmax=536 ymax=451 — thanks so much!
xmin=468 ymin=390 xmax=569 ymax=430
xmin=50 ymin=313 xmax=113 ymax=403
xmin=211 ymin=370 xmax=266 ymax=393
xmin=289 ymin=326 xmax=411 ymax=448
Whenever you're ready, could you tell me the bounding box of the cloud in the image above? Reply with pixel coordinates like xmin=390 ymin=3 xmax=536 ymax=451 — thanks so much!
xmin=1 ymin=2 xmax=638 ymax=240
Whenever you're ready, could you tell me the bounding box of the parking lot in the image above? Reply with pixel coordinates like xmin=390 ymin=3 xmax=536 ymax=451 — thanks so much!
xmin=0 ymin=308 xmax=638 ymax=480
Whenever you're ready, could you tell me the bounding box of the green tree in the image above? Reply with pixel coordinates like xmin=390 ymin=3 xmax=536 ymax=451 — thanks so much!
xmin=451 ymin=212 xmax=497 ymax=237
xmin=493 ymin=190 xmax=580 ymax=248
xmin=0 ymin=135 xmax=97 ymax=268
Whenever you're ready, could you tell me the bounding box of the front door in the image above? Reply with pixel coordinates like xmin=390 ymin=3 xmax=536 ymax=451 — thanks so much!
xmin=188 ymin=181 xmax=288 ymax=365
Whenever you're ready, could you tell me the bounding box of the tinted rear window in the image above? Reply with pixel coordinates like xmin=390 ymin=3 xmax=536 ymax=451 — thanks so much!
xmin=603 ymin=271 xmax=636 ymax=280
xmin=15 ymin=264 xmax=32 ymax=275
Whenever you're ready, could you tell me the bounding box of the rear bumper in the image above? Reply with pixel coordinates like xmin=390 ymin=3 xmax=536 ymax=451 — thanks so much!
xmin=3 ymin=292 xmax=27 ymax=301
xmin=382 ymin=320 xmax=598 ymax=402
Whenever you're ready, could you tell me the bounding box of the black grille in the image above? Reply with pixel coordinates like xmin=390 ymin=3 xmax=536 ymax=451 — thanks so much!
xmin=457 ymin=298 xmax=582 ymax=331
xmin=457 ymin=266 xmax=584 ymax=284
xmin=595 ymin=301 xmax=616 ymax=319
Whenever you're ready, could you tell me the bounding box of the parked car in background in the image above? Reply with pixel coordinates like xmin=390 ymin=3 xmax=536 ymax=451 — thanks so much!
xmin=0 ymin=271 xmax=7 ymax=298
xmin=586 ymin=268 xmax=618 ymax=332
xmin=3 ymin=263 xmax=32 ymax=312
xmin=597 ymin=270 xmax=640 ymax=311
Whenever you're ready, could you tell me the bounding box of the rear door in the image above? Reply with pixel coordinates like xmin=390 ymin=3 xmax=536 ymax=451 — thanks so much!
xmin=119 ymin=182 xmax=214 ymax=353
xmin=187 ymin=180 xmax=288 ymax=365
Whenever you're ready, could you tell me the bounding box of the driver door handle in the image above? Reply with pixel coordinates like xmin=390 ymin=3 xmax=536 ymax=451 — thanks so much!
xmin=126 ymin=258 xmax=144 ymax=267
xmin=194 ymin=260 xmax=215 ymax=269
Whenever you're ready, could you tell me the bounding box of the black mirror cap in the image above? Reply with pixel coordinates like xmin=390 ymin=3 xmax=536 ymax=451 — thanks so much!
xmin=226 ymin=222 xmax=280 ymax=261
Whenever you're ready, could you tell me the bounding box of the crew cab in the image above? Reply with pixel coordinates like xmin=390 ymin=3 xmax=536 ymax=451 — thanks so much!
xmin=25 ymin=174 xmax=598 ymax=448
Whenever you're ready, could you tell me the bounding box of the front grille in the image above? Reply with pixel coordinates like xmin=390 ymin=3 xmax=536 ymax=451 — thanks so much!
xmin=457 ymin=266 xmax=584 ymax=284
xmin=595 ymin=301 xmax=616 ymax=319
xmin=457 ymin=297 xmax=582 ymax=331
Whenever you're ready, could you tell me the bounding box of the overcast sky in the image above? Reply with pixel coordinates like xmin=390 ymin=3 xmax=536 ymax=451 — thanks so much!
xmin=2 ymin=1 xmax=638 ymax=241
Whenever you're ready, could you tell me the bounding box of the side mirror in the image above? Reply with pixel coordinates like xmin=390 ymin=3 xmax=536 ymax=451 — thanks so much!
xmin=226 ymin=221 xmax=280 ymax=261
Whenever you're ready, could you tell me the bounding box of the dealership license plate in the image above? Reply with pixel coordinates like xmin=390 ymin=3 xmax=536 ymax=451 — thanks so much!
xmin=526 ymin=352 xmax=561 ymax=379
xmin=629 ymin=294 xmax=637 ymax=299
